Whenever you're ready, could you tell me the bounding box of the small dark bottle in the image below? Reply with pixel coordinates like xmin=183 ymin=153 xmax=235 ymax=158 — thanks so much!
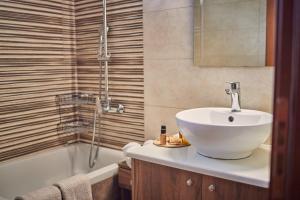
xmin=160 ymin=125 xmax=167 ymax=145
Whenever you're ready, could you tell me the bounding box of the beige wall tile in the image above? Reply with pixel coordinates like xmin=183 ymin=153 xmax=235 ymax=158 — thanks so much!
xmin=145 ymin=59 xmax=229 ymax=109
xmin=145 ymin=58 xmax=274 ymax=112
xmin=144 ymin=7 xmax=194 ymax=60
xmin=145 ymin=106 xmax=183 ymax=139
xmin=144 ymin=0 xmax=193 ymax=12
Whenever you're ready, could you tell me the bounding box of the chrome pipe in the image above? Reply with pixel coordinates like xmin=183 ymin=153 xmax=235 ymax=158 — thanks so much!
xmin=103 ymin=0 xmax=109 ymax=102
xmin=97 ymin=0 xmax=124 ymax=114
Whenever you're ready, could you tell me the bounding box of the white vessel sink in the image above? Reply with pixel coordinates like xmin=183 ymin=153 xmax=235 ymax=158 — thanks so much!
xmin=176 ymin=107 xmax=272 ymax=159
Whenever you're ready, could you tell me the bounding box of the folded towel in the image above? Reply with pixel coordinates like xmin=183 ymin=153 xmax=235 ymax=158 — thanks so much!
xmin=122 ymin=142 xmax=142 ymax=168
xmin=54 ymin=174 xmax=93 ymax=200
xmin=122 ymin=142 xmax=141 ymax=154
xmin=15 ymin=186 xmax=62 ymax=200
xmin=143 ymin=140 xmax=154 ymax=146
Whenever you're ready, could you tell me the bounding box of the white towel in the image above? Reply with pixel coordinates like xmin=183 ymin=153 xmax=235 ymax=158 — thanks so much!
xmin=143 ymin=140 xmax=154 ymax=146
xmin=54 ymin=174 xmax=93 ymax=200
xmin=15 ymin=185 xmax=62 ymax=200
xmin=122 ymin=142 xmax=142 ymax=168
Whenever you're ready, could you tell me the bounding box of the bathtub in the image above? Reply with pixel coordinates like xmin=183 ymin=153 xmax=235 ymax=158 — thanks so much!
xmin=0 ymin=143 xmax=125 ymax=200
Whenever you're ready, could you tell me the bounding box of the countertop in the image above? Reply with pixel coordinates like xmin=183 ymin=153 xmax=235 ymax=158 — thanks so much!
xmin=125 ymin=142 xmax=271 ymax=188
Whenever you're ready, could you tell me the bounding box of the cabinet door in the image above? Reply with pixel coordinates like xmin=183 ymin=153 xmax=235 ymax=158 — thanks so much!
xmin=202 ymin=175 xmax=268 ymax=200
xmin=132 ymin=159 xmax=202 ymax=200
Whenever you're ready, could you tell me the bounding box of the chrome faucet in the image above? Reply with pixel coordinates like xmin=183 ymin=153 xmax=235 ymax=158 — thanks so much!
xmin=102 ymin=97 xmax=124 ymax=113
xmin=225 ymin=82 xmax=241 ymax=112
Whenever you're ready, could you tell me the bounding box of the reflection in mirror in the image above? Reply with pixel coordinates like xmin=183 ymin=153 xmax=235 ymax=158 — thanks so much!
xmin=194 ymin=0 xmax=276 ymax=67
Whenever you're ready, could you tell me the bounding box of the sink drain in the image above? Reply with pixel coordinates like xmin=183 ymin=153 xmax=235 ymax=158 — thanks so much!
xmin=228 ymin=116 xmax=234 ymax=122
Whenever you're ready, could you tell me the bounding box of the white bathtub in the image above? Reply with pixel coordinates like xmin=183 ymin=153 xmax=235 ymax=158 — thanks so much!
xmin=0 ymin=143 xmax=125 ymax=200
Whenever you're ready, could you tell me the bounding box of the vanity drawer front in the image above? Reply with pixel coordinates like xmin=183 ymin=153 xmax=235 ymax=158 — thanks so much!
xmin=132 ymin=159 xmax=202 ymax=200
xmin=202 ymin=175 xmax=268 ymax=200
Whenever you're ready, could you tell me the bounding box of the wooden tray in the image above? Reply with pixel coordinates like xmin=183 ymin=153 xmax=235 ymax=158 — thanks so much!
xmin=153 ymin=139 xmax=190 ymax=148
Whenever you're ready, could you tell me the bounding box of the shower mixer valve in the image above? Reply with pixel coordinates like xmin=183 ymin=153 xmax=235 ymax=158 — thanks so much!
xmin=101 ymin=98 xmax=124 ymax=113
xmin=95 ymin=96 xmax=124 ymax=114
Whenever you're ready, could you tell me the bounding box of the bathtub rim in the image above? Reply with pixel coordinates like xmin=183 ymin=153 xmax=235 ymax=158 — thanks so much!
xmin=0 ymin=142 xmax=122 ymax=166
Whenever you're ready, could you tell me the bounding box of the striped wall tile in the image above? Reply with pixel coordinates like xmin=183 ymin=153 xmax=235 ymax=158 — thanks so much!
xmin=0 ymin=0 xmax=77 ymax=162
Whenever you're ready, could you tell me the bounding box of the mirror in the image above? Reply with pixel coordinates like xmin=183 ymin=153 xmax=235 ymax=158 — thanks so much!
xmin=194 ymin=0 xmax=276 ymax=67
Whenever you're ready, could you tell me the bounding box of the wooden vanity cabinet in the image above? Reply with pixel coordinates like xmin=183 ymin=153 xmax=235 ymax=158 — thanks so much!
xmin=132 ymin=159 xmax=202 ymax=200
xmin=132 ymin=159 xmax=268 ymax=200
xmin=202 ymin=176 xmax=268 ymax=200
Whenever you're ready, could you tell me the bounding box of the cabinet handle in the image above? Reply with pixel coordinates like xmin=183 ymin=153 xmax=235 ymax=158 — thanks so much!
xmin=208 ymin=184 xmax=215 ymax=192
xmin=186 ymin=178 xmax=193 ymax=186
